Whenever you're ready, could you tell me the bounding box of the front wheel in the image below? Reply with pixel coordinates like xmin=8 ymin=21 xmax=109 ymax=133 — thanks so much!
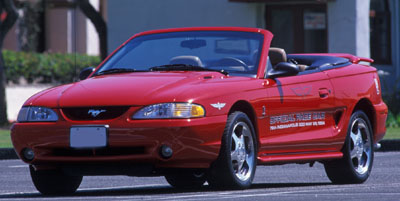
xmin=30 ymin=165 xmax=82 ymax=195
xmin=207 ymin=111 xmax=257 ymax=189
xmin=324 ymin=110 xmax=374 ymax=184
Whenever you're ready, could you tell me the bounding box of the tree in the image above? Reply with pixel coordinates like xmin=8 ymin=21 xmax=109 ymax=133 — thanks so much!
xmin=16 ymin=0 xmax=42 ymax=52
xmin=0 ymin=0 xmax=18 ymax=125
xmin=76 ymin=0 xmax=107 ymax=60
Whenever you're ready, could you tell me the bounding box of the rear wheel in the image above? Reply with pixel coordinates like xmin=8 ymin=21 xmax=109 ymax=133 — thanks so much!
xmin=165 ymin=169 xmax=206 ymax=189
xmin=30 ymin=165 xmax=82 ymax=195
xmin=324 ymin=110 xmax=374 ymax=184
xmin=207 ymin=111 xmax=257 ymax=189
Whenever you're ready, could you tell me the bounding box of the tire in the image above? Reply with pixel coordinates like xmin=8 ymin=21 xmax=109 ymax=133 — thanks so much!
xmin=30 ymin=165 xmax=82 ymax=195
xmin=324 ymin=110 xmax=374 ymax=184
xmin=165 ymin=169 xmax=206 ymax=189
xmin=207 ymin=111 xmax=257 ymax=189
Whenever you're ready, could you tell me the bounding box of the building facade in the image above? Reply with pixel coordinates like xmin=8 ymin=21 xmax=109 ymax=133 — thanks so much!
xmin=4 ymin=0 xmax=399 ymax=92
xmin=106 ymin=0 xmax=399 ymax=93
xmin=4 ymin=0 xmax=105 ymax=56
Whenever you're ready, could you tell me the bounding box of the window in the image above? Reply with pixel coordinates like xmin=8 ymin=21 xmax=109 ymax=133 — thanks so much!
xmin=265 ymin=4 xmax=327 ymax=54
xmin=98 ymin=31 xmax=264 ymax=77
xmin=370 ymin=0 xmax=391 ymax=64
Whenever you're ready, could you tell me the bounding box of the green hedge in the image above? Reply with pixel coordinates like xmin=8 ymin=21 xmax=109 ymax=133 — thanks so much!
xmin=3 ymin=50 xmax=101 ymax=84
xmin=3 ymin=50 xmax=400 ymax=127
xmin=384 ymin=93 xmax=400 ymax=128
xmin=386 ymin=111 xmax=400 ymax=128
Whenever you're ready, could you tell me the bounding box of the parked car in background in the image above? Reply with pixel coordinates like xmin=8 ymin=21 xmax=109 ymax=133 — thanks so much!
xmin=11 ymin=27 xmax=387 ymax=195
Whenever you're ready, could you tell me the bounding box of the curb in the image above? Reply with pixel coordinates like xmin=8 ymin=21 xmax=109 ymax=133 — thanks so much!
xmin=378 ymin=140 xmax=400 ymax=152
xmin=0 ymin=148 xmax=18 ymax=160
xmin=0 ymin=140 xmax=399 ymax=160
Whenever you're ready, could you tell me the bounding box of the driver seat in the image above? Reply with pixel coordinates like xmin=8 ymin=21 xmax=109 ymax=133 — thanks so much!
xmin=269 ymin=48 xmax=307 ymax=72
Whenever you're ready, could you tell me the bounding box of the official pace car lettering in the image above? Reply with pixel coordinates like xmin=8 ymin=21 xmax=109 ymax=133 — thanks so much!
xmin=269 ymin=112 xmax=326 ymax=131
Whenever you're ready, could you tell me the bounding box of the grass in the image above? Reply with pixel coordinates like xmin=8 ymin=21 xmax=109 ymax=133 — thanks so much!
xmin=384 ymin=127 xmax=400 ymax=139
xmin=0 ymin=127 xmax=399 ymax=148
xmin=0 ymin=129 xmax=12 ymax=148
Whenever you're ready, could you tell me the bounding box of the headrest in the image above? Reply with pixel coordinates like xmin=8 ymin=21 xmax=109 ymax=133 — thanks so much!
xmin=269 ymin=47 xmax=287 ymax=66
xmin=170 ymin=55 xmax=203 ymax=67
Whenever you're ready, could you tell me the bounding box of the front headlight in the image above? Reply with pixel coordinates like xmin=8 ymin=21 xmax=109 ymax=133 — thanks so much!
xmin=132 ymin=103 xmax=205 ymax=119
xmin=17 ymin=106 xmax=59 ymax=122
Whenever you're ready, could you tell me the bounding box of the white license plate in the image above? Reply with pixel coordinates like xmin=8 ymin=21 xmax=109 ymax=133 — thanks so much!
xmin=70 ymin=126 xmax=108 ymax=148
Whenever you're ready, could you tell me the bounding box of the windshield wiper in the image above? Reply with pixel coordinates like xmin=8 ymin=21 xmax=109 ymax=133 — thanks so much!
xmin=96 ymin=68 xmax=147 ymax=76
xmin=149 ymin=64 xmax=228 ymax=75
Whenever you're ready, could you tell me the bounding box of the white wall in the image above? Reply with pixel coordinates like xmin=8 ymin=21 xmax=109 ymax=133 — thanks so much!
xmin=355 ymin=0 xmax=371 ymax=58
xmin=107 ymin=0 xmax=262 ymax=53
xmin=327 ymin=0 xmax=370 ymax=58
xmin=6 ymin=85 xmax=53 ymax=121
xmin=86 ymin=0 xmax=100 ymax=56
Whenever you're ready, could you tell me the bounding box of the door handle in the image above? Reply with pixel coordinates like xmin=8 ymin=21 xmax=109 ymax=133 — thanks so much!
xmin=319 ymin=88 xmax=330 ymax=99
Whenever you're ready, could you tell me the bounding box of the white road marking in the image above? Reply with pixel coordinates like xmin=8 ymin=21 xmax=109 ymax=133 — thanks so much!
xmin=0 ymin=186 xmax=399 ymax=201
xmin=8 ymin=165 xmax=27 ymax=168
xmin=0 ymin=184 xmax=167 ymax=199
xmin=78 ymin=183 xmax=166 ymax=191
xmin=141 ymin=189 xmax=315 ymax=201
xmin=0 ymin=180 xmax=399 ymax=200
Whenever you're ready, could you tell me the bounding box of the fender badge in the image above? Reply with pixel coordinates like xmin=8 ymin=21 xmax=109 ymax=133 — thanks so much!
xmin=211 ymin=102 xmax=226 ymax=110
xmin=88 ymin=109 xmax=106 ymax=117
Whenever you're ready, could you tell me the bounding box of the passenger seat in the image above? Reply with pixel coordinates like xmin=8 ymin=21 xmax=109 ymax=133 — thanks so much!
xmin=269 ymin=47 xmax=307 ymax=72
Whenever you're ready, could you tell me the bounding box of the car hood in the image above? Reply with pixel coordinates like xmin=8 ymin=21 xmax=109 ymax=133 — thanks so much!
xmin=26 ymin=72 xmax=256 ymax=108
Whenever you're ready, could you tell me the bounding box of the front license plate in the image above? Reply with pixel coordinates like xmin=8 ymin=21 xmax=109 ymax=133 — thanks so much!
xmin=70 ymin=125 xmax=108 ymax=148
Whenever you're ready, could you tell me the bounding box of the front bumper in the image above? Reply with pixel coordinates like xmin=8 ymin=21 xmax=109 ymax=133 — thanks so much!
xmin=11 ymin=115 xmax=226 ymax=170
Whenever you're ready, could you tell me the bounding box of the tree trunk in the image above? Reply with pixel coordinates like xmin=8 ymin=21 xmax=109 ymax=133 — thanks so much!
xmin=0 ymin=0 xmax=18 ymax=125
xmin=0 ymin=45 xmax=7 ymax=125
xmin=77 ymin=0 xmax=107 ymax=60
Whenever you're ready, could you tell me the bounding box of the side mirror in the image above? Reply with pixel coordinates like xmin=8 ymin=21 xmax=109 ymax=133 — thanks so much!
xmin=79 ymin=67 xmax=95 ymax=80
xmin=268 ymin=62 xmax=299 ymax=79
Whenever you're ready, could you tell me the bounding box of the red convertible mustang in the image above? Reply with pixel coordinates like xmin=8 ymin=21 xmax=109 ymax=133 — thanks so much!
xmin=11 ymin=27 xmax=387 ymax=194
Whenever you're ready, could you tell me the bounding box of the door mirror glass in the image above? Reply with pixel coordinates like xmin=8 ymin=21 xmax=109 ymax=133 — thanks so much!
xmin=79 ymin=67 xmax=95 ymax=80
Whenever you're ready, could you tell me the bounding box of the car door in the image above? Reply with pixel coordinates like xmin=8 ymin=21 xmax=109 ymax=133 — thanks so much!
xmin=259 ymin=71 xmax=336 ymax=155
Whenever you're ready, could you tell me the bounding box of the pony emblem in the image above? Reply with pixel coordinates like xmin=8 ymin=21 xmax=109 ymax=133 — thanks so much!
xmin=210 ymin=102 xmax=226 ymax=110
xmin=88 ymin=109 xmax=106 ymax=117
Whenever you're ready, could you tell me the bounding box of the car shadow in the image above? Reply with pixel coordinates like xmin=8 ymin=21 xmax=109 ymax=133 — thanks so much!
xmin=0 ymin=182 xmax=333 ymax=199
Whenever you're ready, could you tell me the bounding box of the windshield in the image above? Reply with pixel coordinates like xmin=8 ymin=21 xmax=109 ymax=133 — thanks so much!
xmin=96 ymin=31 xmax=264 ymax=77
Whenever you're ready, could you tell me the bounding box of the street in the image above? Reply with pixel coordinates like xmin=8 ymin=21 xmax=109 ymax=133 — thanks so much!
xmin=0 ymin=152 xmax=399 ymax=201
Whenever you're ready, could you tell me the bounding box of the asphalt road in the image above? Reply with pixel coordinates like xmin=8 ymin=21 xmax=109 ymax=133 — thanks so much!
xmin=0 ymin=152 xmax=399 ymax=201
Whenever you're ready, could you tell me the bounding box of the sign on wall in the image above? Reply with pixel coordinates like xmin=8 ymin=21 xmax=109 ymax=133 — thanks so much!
xmin=304 ymin=12 xmax=326 ymax=30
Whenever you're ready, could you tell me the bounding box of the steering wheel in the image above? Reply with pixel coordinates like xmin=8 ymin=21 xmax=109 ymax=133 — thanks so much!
xmin=216 ymin=57 xmax=249 ymax=71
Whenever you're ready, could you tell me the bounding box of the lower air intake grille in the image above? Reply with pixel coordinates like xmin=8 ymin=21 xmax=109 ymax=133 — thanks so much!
xmin=52 ymin=147 xmax=146 ymax=157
